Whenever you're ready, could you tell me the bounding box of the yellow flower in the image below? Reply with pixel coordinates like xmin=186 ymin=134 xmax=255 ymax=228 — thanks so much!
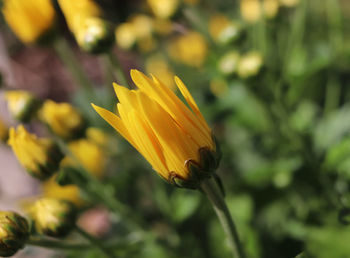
xmin=42 ymin=177 xmax=83 ymax=206
xmin=2 ymin=0 xmax=56 ymax=44
xmin=28 ymin=198 xmax=76 ymax=237
xmin=145 ymin=54 xmax=176 ymax=91
xmin=168 ymin=31 xmax=208 ymax=67
xmin=0 ymin=117 xmax=8 ymax=142
xmin=115 ymin=23 xmax=137 ymax=50
xmin=218 ymin=51 xmax=240 ymax=75
xmin=237 ymin=51 xmax=264 ymax=78
xmin=5 ymin=90 xmax=40 ymax=123
xmin=240 ymin=0 xmax=262 ymax=23
xmin=39 ymin=100 xmax=86 ymax=140
xmin=209 ymin=14 xmax=241 ymax=44
xmin=210 ymin=78 xmax=229 ymax=98
xmin=43 ymin=138 xmax=106 ymax=205
xmin=92 ymin=70 xmax=220 ymax=189
xmin=86 ymin=127 xmax=109 ymax=147
xmin=0 ymin=211 xmax=29 ymax=257
xmin=58 ymin=0 xmax=113 ymax=53
xmin=7 ymin=125 xmax=63 ymax=180
xmin=147 ymin=0 xmax=179 ymax=19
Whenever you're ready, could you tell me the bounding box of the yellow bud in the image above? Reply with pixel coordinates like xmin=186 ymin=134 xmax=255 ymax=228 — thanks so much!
xmin=86 ymin=127 xmax=109 ymax=147
xmin=0 ymin=211 xmax=29 ymax=257
xmin=129 ymin=14 xmax=154 ymax=39
xmin=5 ymin=90 xmax=40 ymax=123
xmin=42 ymin=176 xmax=84 ymax=206
xmin=2 ymin=0 xmax=56 ymax=44
xmin=153 ymin=18 xmax=173 ymax=36
xmin=7 ymin=125 xmax=63 ymax=180
xmin=75 ymin=17 xmax=114 ymax=54
xmin=147 ymin=0 xmax=179 ymax=19
xmin=209 ymin=14 xmax=241 ymax=44
xmin=168 ymin=31 xmax=208 ymax=67
xmin=218 ymin=51 xmax=240 ymax=75
xmin=58 ymin=0 xmax=112 ymax=53
xmin=237 ymin=51 xmax=264 ymax=78
xmin=210 ymin=78 xmax=229 ymax=97
xmin=115 ymin=23 xmax=137 ymax=50
xmin=28 ymin=198 xmax=76 ymax=237
xmin=240 ymin=0 xmax=262 ymax=23
xmin=39 ymin=100 xmax=86 ymax=140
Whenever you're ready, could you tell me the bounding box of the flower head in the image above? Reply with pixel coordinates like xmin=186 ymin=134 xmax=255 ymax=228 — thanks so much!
xmin=8 ymin=125 xmax=63 ymax=180
xmin=2 ymin=0 xmax=56 ymax=44
xmin=0 ymin=211 xmax=29 ymax=257
xmin=92 ymin=70 xmax=220 ymax=189
xmin=58 ymin=0 xmax=113 ymax=53
xmin=5 ymin=90 xmax=40 ymax=123
xmin=168 ymin=31 xmax=208 ymax=67
xmin=39 ymin=100 xmax=86 ymax=140
xmin=147 ymin=0 xmax=179 ymax=19
xmin=28 ymin=198 xmax=76 ymax=237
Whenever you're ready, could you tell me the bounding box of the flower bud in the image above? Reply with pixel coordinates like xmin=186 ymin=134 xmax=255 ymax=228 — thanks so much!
xmin=0 ymin=211 xmax=29 ymax=257
xmin=75 ymin=17 xmax=114 ymax=54
xmin=115 ymin=23 xmax=137 ymax=50
xmin=209 ymin=14 xmax=242 ymax=45
xmin=218 ymin=51 xmax=240 ymax=75
xmin=39 ymin=100 xmax=86 ymax=140
xmin=8 ymin=125 xmax=64 ymax=180
xmin=2 ymin=0 xmax=56 ymax=44
xmin=5 ymin=90 xmax=40 ymax=123
xmin=29 ymin=198 xmax=76 ymax=237
xmin=147 ymin=0 xmax=179 ymax=19
xmin=237 ymin=51 xmax=263 ymax=79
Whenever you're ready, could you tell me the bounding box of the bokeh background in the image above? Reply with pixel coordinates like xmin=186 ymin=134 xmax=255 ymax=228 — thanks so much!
xmin=1 ymin=0 xmax=350 ymax=257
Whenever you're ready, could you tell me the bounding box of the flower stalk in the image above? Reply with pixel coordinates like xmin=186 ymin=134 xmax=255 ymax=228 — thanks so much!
xmin=200 ymin=177 xmax=246 ymax=258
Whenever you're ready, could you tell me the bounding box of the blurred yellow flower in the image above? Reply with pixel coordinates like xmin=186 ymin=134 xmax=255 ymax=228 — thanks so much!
xmin=92 ymin=70 xmax=220 ymax=189
xmin=42 ymin=178 xmax=83 ymax=206
xmin=115 ymin=23 xmax=137 ymax=50
xmin=168 ymin=31 xmax=208 ymax=67
xmin=240 ymin=0 xmax=262 ymax=23
xmin=145 ymin=54 xmax=176 ymax=90
xmin=237 ymin=51 xmax=264 ymax=78
xmin=218 ymin=51 xmax=240 ymax=75
xmin=7 ymin=125 xmax=63 ymax=180
xmin=147 ymin=0 xmax=179 ymax=19
xmin=210 ymin=78 xmax=229 ymax=97
xmin=137 ymin=35 xmax=157 ymax=53
xmin=58 ymin=0 xmax=113 ymax=53
xmin=28 ymin=198 xmax=76 ymax=237
xmin=43 ymin=138 xmax=105 ymax=205
xmin=209 ymin=14 xmax=241 ymax=44
xmin=0 ymin=118 xmax=8 ymax=142
xmin=86 ymin=127 xmax=109 ymax=147
xmin=153 ymin=18 xmax=173 ymax=36
xmin=39 ymin=100 xmax=86 ymax=140
xmin=2 ymin=0 xmax=56 ymax=44
xmin=5 ymin=90 xmax=40 ymax=123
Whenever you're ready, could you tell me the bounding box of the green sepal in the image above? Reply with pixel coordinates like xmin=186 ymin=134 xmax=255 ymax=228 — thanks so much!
xmin=199 ymin=147 xmax=217 ymax=172
xmin=15 ymin=97 xmax=41 ymax=123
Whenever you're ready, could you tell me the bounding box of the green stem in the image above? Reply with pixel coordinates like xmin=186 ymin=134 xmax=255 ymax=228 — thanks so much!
xmin=53 ymin=38 xmax=95 ymax=98
xmin=200 ymin=177 xmax=246 ymax=258
xmin=106 ymin=51 xmax=129 ymax=87
xmin=75 ymin=225 xmax=115 ymax=258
